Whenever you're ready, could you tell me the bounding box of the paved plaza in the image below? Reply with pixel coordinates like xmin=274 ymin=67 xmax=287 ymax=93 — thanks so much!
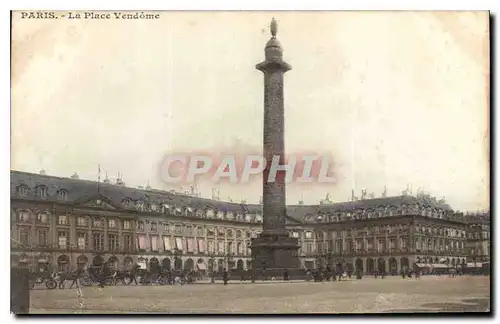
xmin=28 ymin=276 xmax=490 ymax=314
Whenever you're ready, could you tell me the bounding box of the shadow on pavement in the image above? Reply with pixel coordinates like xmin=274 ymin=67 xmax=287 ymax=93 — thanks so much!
xmin=383 ymin=298 xmax=490 ymax=313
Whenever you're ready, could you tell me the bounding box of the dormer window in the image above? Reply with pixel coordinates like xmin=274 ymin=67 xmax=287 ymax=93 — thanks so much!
xmin=122 ymin=198 xmax=131 ymax=208
xmin=37 ymin=213 xmax=49 ymax=223
xmin=17 ymin=210 xmax=30 ymax=222
xmin=16 ymin=185 xmax=29 ymax=197
xmin=58 ymin=189 xmax=68 ymax=201
xmin=150 ymin=203 xmax=157 ymax=212
xmin=36 ymin=186 xmax=47 ymax=198
xmin=161 ymin=204 xmax=171 ymax=214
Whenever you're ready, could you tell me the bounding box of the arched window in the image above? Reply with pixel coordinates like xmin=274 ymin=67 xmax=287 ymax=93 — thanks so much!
xmin=16 ymin=185 xmax=29 ymax=197
xmin=58 ymin=189 xmax=68 ymax=201
xmin=37 ymin=212 xmax=49 ymax=223
xmin=122 ymin=198 xmax=131 ymax=208
xmin=37 ymin=186 xmax=47 ymax=198
xmin=17 ymin=210 xmax=30 ymax=222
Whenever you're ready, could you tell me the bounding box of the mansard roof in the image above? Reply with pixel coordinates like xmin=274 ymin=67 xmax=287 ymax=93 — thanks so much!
xmin=11 ymin=170 xmax=457 ymax=224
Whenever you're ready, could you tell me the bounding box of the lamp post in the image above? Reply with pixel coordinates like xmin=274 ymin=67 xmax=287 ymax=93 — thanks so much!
xmin=207 ymin=252 xmax=216 ymax=283
xmin=173 ymin=248 xmax=182 ymax=272
xmin=224 ymin=252 xmax=234 ymax=270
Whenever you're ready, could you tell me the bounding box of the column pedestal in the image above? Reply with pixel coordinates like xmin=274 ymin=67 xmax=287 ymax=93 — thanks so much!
xmin=251 ymin=233 xmax=305 ymax=279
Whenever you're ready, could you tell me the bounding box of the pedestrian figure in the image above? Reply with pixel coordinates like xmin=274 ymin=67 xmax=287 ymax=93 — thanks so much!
xmin=128 ymin=264 xmax=139 ymax=285
xmin=55 ymin=271 xmax=67 ymax=289
xmin=69 ymin=268 xmax=85 ymax=289
xmin=283 ymin=268 xmax=289 ymax=281
xmin=98 ymin=261 xmax=110 ymax=288
xmin=222 ymin=268 xmax=229 ymax=285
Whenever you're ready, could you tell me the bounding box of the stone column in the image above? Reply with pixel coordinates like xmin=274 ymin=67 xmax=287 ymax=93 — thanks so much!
xmin=104 ymin=219 xmax=109 ymax=253
xmin=87 ymin=218 xmax=92 ymax=251
xmin=256 ymin=19 xmax=292 ymax=235
xmin=118 ymin=220 xmax=123 ymax=252
xmin=250 ymin=18 xmax=302 ymax=277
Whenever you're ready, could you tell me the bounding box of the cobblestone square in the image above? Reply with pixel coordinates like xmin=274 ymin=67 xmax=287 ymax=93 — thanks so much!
xmin=29 ymin=276 xmax=490 ymax=314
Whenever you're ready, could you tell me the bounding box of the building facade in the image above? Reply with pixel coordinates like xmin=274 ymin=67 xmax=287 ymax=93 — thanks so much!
xmin=10 ymin=170 xmax=487 ymax=274
xmin=465 ymin=212 xmax=490 ymax=265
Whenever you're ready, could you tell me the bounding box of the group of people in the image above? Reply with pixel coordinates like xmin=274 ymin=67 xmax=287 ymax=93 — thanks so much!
xmin=30 ymin=261 xmax=206 ymax=289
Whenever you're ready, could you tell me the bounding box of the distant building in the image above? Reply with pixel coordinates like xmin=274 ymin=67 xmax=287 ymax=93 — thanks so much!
xmin=10 ymin=170 xmax=486 ymax=274
xmin=464 ymin=212 xmax=490 ymax=266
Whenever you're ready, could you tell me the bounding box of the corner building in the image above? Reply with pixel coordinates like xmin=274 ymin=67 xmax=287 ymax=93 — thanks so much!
xmin=11 ymin=170 xmax=479 ymax=274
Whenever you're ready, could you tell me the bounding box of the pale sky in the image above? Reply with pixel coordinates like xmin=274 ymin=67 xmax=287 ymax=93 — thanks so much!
xmin=11 ymin=11 xmax=490 ymax=211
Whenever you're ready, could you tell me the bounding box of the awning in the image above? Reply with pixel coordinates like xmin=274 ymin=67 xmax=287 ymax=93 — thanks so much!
xmin=415 ymin=263 xmax=430 ymax=268
xmin=37 ymin=259 xmax=48 ymax=263
xmin=430 ymin=263 xmax=450 ymax=268
xmin=19 ymin=258 xmax=29 ymax=263
xmin=197 ymin=263 xmax=207 ymax=270
xmin=467 ymin=262 xmax=483 ymax=268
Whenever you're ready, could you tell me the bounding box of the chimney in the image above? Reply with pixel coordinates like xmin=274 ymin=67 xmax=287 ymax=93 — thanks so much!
xmin=71 ymin=173 xmax=79 ymax=179
xmin=39 ymin=169 xmax=46 ymax=175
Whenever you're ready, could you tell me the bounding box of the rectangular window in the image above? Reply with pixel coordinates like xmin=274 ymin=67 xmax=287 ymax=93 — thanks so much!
xmin=92 ymin=218 xmax=103 ymax=228
xmin=176 ymin=237 xmax=184 ymax=251
xmin=108 ymin=234 xmax=118 ymax=251
xmin=17 ymin=211 xmax=29 ymax=223
xmin=138 ymin=221 xmax=145 ymax=231
xmin=163 ymin=236 xmax=173 ymax=251
xmin=207 ymin=240 xmax=215 ymax=253
xmin=77 ymin=232 xmax=87 ymax=250
xmin=20 ymin=230 xmax=30 ymax=246
xmin=390 ymin=239 xmax=396 ymax=250
xmin=137 ymin=234 xmax=146 ymax=250
xmin=92 ymin=233 xmax=104 ymax=251
xmin=377 ymin=240 xmax=384 ymax=253
xmin=58 ymin=215 xmax=68 ymax=225
xmin=151 ymin=235 xmax=159 ymax=251
xmin=77 ymin=217 xmax=87 ymax=227
xmin=197 ymin=238 xmax=205 ymax=253
xmin=151 ymin=222 xmax=157 ymax=232
xmin=58 ymin=232 xmax=67 ymax=249
xmin=108 ymin=219 xmax=117 ymax=229
xmin=305 ymin=232 xmax=313 ymax=239
xmin=38 ymin=230 xmax=48 ymax=246
xmin=355 ymin=240 xmax=362 ymax=251
xmin=123 ymin=220 xmax=131 ymax=230
xmin=187 ymin=238 xmax=195 ymax=252
xmin=123 ymin=235 xmax=132 ymax=252
xmin=163 ymin=223 xmax=170 ymax=232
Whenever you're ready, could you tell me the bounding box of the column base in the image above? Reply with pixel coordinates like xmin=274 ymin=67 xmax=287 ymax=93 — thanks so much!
xmin=250 ymin=233 xmax=302 ymax=276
